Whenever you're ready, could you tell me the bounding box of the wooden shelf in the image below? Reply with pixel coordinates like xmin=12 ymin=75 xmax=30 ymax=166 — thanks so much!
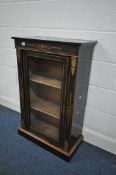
xmin=30 ymin=115 xmax=59 ymax=143
xmin=31 ymin=97 xmax=60 ymax=119
xmin=30 ymin=75 xmax=61 ymax=89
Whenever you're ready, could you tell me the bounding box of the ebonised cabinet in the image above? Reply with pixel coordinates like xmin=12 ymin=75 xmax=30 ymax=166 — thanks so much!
xmin=12 ymin=36 xmax=96 ymax=161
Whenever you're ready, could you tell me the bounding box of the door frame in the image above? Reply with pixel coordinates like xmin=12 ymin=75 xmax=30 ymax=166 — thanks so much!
xmin=20 ymin=50 xmax=69 ymax=148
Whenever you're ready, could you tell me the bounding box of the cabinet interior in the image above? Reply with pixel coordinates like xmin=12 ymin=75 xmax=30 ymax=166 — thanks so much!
xmin=28 ymin=56 xmax=63 ymax=144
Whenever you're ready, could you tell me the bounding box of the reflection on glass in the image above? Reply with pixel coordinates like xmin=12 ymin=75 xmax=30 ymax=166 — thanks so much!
xmin=28 ymin=56 xmax=63 ymax=143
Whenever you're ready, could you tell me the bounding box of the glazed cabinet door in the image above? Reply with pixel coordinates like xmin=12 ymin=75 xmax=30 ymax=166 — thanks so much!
xmin=19 ymin=50 xmax=69 ymax=147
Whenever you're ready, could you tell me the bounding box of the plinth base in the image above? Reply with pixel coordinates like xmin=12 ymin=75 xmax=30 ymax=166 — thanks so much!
xmin=18 ymin=128 xmax=83 ymax=162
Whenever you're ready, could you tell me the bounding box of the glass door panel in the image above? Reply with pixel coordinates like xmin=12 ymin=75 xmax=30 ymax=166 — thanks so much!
xmin=28 ymin=55 xmax=63 ymax=144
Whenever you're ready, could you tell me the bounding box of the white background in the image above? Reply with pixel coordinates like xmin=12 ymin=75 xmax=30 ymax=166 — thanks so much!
xmin=0 ymin=0 xmax=116 ymax=154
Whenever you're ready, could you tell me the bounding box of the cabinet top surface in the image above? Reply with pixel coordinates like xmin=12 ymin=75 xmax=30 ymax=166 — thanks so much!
xmin=12 ymin=36 xmax=97 ymax=45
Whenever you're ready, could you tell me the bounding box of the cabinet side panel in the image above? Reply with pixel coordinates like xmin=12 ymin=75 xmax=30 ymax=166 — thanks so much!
xmin=71 ymin=44 xmax=95 ymax=145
